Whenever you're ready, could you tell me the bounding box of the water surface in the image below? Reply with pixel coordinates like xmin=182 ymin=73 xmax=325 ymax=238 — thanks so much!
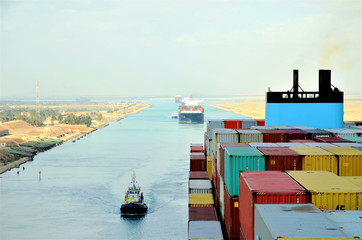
xmin=0 ymin=100 xmax=246 ymax=240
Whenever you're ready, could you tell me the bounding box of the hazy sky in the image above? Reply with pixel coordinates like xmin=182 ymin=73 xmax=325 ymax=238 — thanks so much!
xmin=0 ymin=0 xmax=361 ymax=98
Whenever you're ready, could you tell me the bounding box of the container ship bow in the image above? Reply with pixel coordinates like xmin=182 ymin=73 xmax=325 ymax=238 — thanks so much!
xmin=178 ymin=97 xmax=204 ymax=124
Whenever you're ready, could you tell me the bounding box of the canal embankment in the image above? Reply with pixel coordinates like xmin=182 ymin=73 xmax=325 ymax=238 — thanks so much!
xmin=0 ymin=102 xmax=151 ymax=174
xmin=0 ymin=156 xmax=32 ymax=174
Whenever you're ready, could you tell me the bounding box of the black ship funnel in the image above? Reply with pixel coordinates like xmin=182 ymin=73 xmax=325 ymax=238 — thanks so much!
xmin=319 ymin=70 xmax=332 ymax=92
xmin=293 ymin=69 xmax=299 ymax=96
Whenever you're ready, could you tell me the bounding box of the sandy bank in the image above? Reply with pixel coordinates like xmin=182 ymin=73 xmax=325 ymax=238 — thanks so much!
xmin=0 ymin=103 xmax=150 ymax=174
xmin=0 ymin=157 xmax=31 ymax=174
xmin=0 ymin=103 xmax=150 ymax=145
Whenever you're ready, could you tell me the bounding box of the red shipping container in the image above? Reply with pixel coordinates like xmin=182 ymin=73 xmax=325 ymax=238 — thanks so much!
xmin=314 ymin=136 xmax=351 ymax=143
xmin=224 ymin=119 xmax=241 ymax=129
xmin=224 ymin=184 xmax=240 ymax=239
xmin=190 ymin=155 xmax=206 ymax=171
xmin=283 ymin=129 xmax=311 ymax=142
xmin=189 ymin=171 xmax=209 ymax=180
xmin=219 ymin=143 xmax=249 ymax=180
xmin=257 ymin=147 xmax=301 ymax=171
xmin=258 ymin=129 xmax=287 ymax=143
xmin=190 ymin=146 xmax=204 ymax=153
xmin=239 ymin=171 xmax=309 ymax=240
xmin=188 ymin=207 xmax=218 ymax=221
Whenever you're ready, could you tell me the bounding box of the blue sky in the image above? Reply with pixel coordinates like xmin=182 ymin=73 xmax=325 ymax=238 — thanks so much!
xmin=0 ymin=0 xmax=361 ymax=98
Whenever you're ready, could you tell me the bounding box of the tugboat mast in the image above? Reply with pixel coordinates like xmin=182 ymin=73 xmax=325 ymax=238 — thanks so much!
xmin=132 ymin=171 xmax=136 ymax=186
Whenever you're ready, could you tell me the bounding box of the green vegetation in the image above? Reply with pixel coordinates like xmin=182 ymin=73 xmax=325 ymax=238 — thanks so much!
xmin=61 ymin=114 xmax=92 ymax=127
xmin=0 ymin=102 xmax=136 ymax=127
xmin=19 ymin=137 xmax=63 ymax=151
xmin=2 ymin=138 xmax=64 ymax=162
xmin=0 ymin=108 xmax=50 ymax=126
xmin=0 ymin=108 xmax=92 ymax=127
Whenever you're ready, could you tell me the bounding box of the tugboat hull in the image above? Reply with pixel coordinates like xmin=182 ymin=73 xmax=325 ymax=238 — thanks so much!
xmin=120 ymin=203 xmax=148 ymax=215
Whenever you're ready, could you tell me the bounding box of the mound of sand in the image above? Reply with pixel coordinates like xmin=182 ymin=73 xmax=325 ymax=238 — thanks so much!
xmin=0 ymin=120 xmax=36 ymax=134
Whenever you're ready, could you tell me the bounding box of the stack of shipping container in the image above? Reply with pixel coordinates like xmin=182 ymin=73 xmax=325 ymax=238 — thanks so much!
xmin=199 ymin=119 xmax=362 ymax=240
xmin=188 ymin=144 xmax=223 ymax=240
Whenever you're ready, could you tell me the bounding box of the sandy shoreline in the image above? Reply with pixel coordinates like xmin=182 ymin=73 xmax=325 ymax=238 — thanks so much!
xmin=0 ymin=103 xmax=150 ymax=174
xmin=0 ymin=157 xmax=32 ymax=174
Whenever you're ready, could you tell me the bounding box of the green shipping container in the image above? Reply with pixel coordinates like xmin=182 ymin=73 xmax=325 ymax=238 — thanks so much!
xmin=224 ymin=147 xmax=265 ymax=196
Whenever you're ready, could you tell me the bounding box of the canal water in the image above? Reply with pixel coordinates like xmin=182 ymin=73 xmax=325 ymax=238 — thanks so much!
xmin=0 ymin=100 xmax=247 ymax=240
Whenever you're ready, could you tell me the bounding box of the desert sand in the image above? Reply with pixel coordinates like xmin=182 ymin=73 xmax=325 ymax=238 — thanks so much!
xmin=0 ymin=102 xmax=150 ymax=173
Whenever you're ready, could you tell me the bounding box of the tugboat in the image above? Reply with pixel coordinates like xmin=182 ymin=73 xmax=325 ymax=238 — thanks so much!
xmin=120 ymin=171 xmax=148 ymax=215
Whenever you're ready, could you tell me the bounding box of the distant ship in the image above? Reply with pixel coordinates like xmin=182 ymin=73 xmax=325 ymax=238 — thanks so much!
xmin=178 ymin=97 xmax=204 ymax=124
xmin=171 ymin=113 xmax=178 ymax=119
xmin=174 ymin=95 xmax=182 ymax=103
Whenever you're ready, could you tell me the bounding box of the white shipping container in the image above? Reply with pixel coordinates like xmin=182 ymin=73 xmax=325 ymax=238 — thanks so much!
xmin=295 ymin=126 xmax=317 ymax=130
xmin=217 ymin=143 xmax=221 ymax=175
xmin=254 ymin=204 xmax=352 ymax=239
xmin=211 ymin=128 xmax=238 ymax=157
xmin=303 ymin=142 xmax=335 ymax=147
xmin=251 ymin=126 xmax=275 ymax=130
xmin=344 ymin=121 xmax=357 ymax=128
xmin=276 ymin=142 xmax=307 ymax=147
xmin=189 ymin=179 xmax=212 ymax=194
xmin=220 ymin=177 xmax=225 ymax=219
xmin=237 ymin=129 xmax=263 ymax=143
xmin=323 ymin=128 xmax=358 ymax=137
xmin=188 ymin=221 xmax=223 ymax=240
xmin=273 ymin=126 xmax=296 ymax=129
xmin=350 ymin=126 xmax=362 ymax=131
xmin=207 ymin=119 xmax=224 ymax=138
xmin=204 ymin=133 xmax=211 ymax=157
xmin=190 ymin=152 xmax=204 ymax=156
xmin=241 ymin=119 xmax=257 ymax=129
xmin=323 ymin=211 xmax=362 ymax=238
xmin=332 ymin=142 xmax=362 ymax=147
xmin=249 ymin=142 xmax=279 ymax=147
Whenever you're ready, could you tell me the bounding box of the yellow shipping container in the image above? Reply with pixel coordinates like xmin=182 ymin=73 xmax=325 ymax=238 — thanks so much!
xmin=322 ymin=147 xmax=362 ymax=176
xmin=287 ymin=171 xmax=362 ymax=210
xmin=341 ymin=176 xmax=362 ymax=189
xmin=207 ymin=156 xmax=213 ymax=180
xmin=290 ymin=147 xmax=338 ymax=174
xmin=189 ymin=193 xmax=214 ymax=207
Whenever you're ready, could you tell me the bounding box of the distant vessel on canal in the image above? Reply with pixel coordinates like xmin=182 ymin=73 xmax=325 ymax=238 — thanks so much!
xmin=178 ymin=97 xmax=204 ymax=124
xmin=171 ymin=113 xmax=178 ymax=119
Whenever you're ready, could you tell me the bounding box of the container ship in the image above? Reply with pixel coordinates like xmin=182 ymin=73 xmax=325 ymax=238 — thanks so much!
xmin=174 ymin=95 xmax=182 ymax=103
xmin=187 ymin=70 xmax=362 ymax=240
xmin=178 ymin=97 xmax=204 ymax=124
